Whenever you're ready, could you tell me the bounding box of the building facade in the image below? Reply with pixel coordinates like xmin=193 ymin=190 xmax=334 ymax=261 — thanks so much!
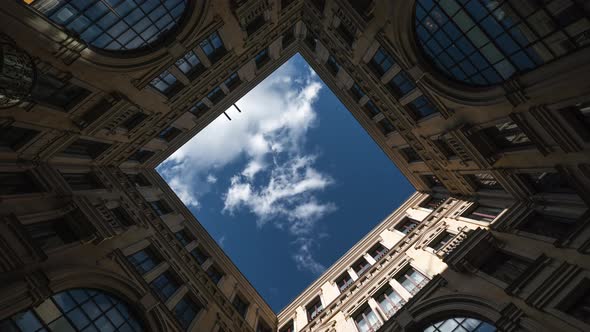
xmin=0 ymin=0 xmax=589 ymax=331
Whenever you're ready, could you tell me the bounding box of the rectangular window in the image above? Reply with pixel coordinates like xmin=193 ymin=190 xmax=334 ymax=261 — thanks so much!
xmin=304 ymin=32 xmax=317 ymax=50
xmin=200 ymin=31 xmax=226 ymax=63
xmin=279 ymin=320 xmax=294 ymax=332
xmin=401 ymin=147 xmax=421 ymax=163
xmin=517 ymin=210 xmax=580 ymax=240
xmin=175 ymin=229 xmax=194 ymax=247
xmin=306 ymin=297 xmax=323 ymax=321
xmin=434 ymin=139 xmax=457 ymax=159
xmin=562 ymin=102 xmax=590 ymax=141
xmin=376 ymin=287 xmax=404 ymax=318
xmin=121 ymin=112 xmax=148 ymax=130
xmin=150 ymin=200 xmax=173 ymax=216
xmin=395 ymin=218 xmax=419 ymax=234
xmin=173 ymin=296 xmax=202 ymax=330
xmin=232 ymin=295 xmax=249 ymax=318
xmin=206 ymin=265 xmax=224 ymax=284
xmin=150 ymin=271 xmax=180 ymax=302
xmin=349 ymin=83 xmax=365 ymax=102
xmin=32 ymin=72 xmax=90 ymax=111
xmin=353 ymin=257 xmax=371 ymax=276
xmin=189 ymin=101 xmax=209 ymax=117
xmin=387 ymin=72 xmax=415 ymax=98
xmin=522 ymin=172 xmax=574 ymax=194
xmin=469 ymin=173 xmax=503 ymax=191
xmin=128 ymin=149 xmax=155 ymax=163
xmin=254 ymin=49 xmax=270 ymax=69
xmin=158 ymin=127 xmax=182 ymax=142
xmin=175 ymin=50 xmax=205 ymax=79
xmin=396 ymin=267 xmax=428 ymax=295
xmin=336 ymin=23 xmax=355 ymax=46
xmin=422 ymin=174 xmax=442 ymax=188
xmin=463 ymin=204 xmax=503 ymax=223
xmin=336 ymin=272 xmax=354 ymax=292
xmin=61 ymin=172 xmax=103 ymax=191
xmin=110 ymin=206 xmax=134 ymax=227
xmin=368 ymin=243 xmax=389 ymax=261
xmin=190 ymin=247 xmax=210 ymax=265
xmin=364 ymin=100 xmax=381 ymax=118
xmin=282 ymin=26 xmax=296 ymax=47
xmin=246 ymin=15 xmax=266 ymax=36
xmin=377 ymin=118 xmax=395 ymax=135
xmin=354 ymin=306 xmax=380 ymax=332
xmin=326 ymin=55 xmax=340 ymax=76
xmin=560 ymin=278 xmax=590 ymax=324
xmin=407 ymin=96 xmax=438 ymax=119
xmin=63 ymin=139 xmax=111 ymax=159
xmin=0 ymin=126 xmax=39 ymax=151
xmin=207 ymin=86 xmax=226 ymax=105
xmin=224 ymin=72 xmax=241 ymax=91
xmin=128 ymin=247 xmax=161 ymax=275
xmin=0 ymin=171 xmax=41 ymax=195
xmin=369 ymin=47 xmax=395 ymax=77
xmin=420 ymin=196 xmax=446 ymax=210
xmin=126 ymin=172 xmax=151 ymax=187
xmin=257 ymin=320 xmax=272 ymax=332
xmin=428 ymin=231 xmax=454 ymax=251
xmin=481 ymin=120 xmax=532 ymax=150
xmin=479 ymin=251 xmax=531 ymax=284
xmin=25 ymin=218 xmax=79 ymax=250
xmin=149 ymin=70 xmax=183 ymax=97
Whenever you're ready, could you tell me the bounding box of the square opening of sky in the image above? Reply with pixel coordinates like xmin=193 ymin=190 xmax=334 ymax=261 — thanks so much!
xmin=157 ymin=54 xmax=414 ymax=312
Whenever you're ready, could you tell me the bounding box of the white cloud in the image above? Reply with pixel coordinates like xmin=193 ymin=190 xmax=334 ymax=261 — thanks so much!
xmin=292 ymin=238 xmax=326 ymax=275
xmin=206 ymin=174 xmax=217 ymax=184
xmin=166 ymin=176 xmax=199 ymax=208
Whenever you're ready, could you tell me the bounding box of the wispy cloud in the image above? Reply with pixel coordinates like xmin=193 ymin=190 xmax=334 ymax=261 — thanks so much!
xmin=292 ymin=238 xmax=326 ymax=275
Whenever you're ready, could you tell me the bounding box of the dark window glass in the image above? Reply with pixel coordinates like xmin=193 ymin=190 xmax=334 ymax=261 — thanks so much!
xmin=200 ymin=31 xmax=226 ymax=63
xmin=0 ymin=171 xmax=41 ymax=195
xmin=395 ymin=267 xmax=428 ymax=295
xmin=518 ymin=210 xmax=580 ymax=239
xmin=158 ymin=127 xmax=182 ymax=142
xmin=336 ymin=23 xmax=355 ymax=46
xmin=126 ymin=172 xmax=151 ymax=187
xmin=376 ymin=287 xmax=404 ymax=318
xmin=246 ymin=15 xmax=266 ymax=36
xmin=395 ymin=218 xmax=419 ymax=234
xmin=33 ymin=0 xmax=187 ymax=51
xmin=407 ymin=96 xmax=438 ymax=119
xmin=354 ymin=306 xmax=380 ymax=332
xmin=522 ymin=172 xmax=574 ymax=194
xmin=206 ymin=265 xmax=224 ymax=284
xmin=425 ymin=317 xmax=496 ymax=332
xmin=150 ymin=271 xmax=180 ymax=302
xmin=283 ymin=26 xmax=296 ymax=47
xmin=31 ymin=73 xmax=90 ymax=111
xmin=364 ymin=100 xmax=381 ymax=118
xmin=150 ymin=200 xmax=173 ymax=216
xmin=150 ymin=70 xmax=183 ymax=97
xmin=279 ymin=320 xmax=294 ymax=332
xmin=563 ymin=102 xmax=590 ymax=141
xmin=311 ymin=0 xmax=325 ymax=12
xmin=369 ymin=47 xmax=395 ymax=77
xmin=110 ymin=206 xmax=134 ymax=227
xmin=561 ymin=279 xmax=590 ymax=324
xmin=480 ymin=251 xmax=530 ymax=284
xmin=387 ymin=72 xmax=415 ymax=98
xmin=128 ymin=149 xmax=155 ymax=163
xmin=173 ymin=296 xmax=201 ymax=330
xmin=128 ymin=247 xmax=161 ymax=274
xmin=224 ymin=72 xmax=241 ymax=91
xmin=369 ymin=243 xmax=389 ymax=261
xmin=401 ymin=147 xmax=421 ymax=163
xmin=464 ymin=204 xmax=503 ymax=223
xmin=175 ymin=229 xmax=194 ymax=246
xmin=232 ymin=295 xmax=249 ymax=318
xmin=422 ymin=174 xmax=442 ymax=188
xmin=175 ymin=51 xmax=205 ymax=79
xmin=63 ymin=139 xmax=111 ymax=159
xmin=349 ymin=83 xmax=365 ymax=102
xmin=190 ymin=247 xmax=210 ymax=265
xmin=377 ymin=118 xmax=395 ymax=135
xmin=326 ymin=55 xmax=340 ymax=76
xmin=305 ymin=32 xmax=317 ymax=50
xmin=352 ymin=257 xmax=371 ymax=276
xmin=306 ymin=297 xmax=323 ymax=321
xmin=121 ymin=112 xmax=148 ymax=130
xmin=255 ymin=49 xmax=270 ymax=69
xmin=420 ymin=196 xmax=446 ymax=210
xmin=429 ymin=231 xmax=454 ymax=251
xmin=61 ymin=172 xmax=104 ymax=191
xmin=481 ymin=120 xmax=532 ymax=150
xmin=256 ymin=319 xmax=272 ymax=332
xmin=0 ymin=126 xmax=39 ymax=151
xmin=189 ymin=101 xmax=209 ymax=117
xmin=336 ymin=272 xmax=353 ymax=292
xmin=207 ymin=86 xmax=226 ymax=105
xmin=25 ymin=218 xmax=79 ymax=250
xmin=434 ymin=139 xmax=457 ymax=158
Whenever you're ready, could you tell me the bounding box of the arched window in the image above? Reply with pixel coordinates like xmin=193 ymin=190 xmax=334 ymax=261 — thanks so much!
xmin=415 ymin=0 xmax=590 ymax=86
xmin=28 ymin=0 xmax=187 ymax=52
xmin=0 ymin=288 xmax=143 ymax=331
xmin=424 ymin=317 xmax=496 ymax=332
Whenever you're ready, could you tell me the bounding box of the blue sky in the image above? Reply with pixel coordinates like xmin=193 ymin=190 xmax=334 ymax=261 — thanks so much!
xmin=157 ymin=54 xmax=413 ymax=312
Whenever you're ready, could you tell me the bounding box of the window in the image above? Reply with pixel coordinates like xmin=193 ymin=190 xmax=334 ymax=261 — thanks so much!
xmin=336 ymin=272 xmax=354 ymax=292
xmin=63 ymin=139 xmax=111 ymax=159
xmin=31 ymin=73 xmax=90 ymax=111
xmin=562 ymin=101 xmax=590 ymax=141
xmin=415 ymin=0 xmax=590 ymax=86
xmin=150 ymin=200 xmax=173 ymax=216
xmin=283 ymin=26 xmax=296 ymax=47
xmin=368 ymin=243 xmax=389 ymax=261
xmin=150 ymin=271 xmax=181 ymax=301
xmin=126 ymin=172 xmax=151 ymax=187
xmin=224 ymin=72 xmax=241 ymax=91
xmin=422 ymin=174 xmax=442 ymax=188
xmin=200 ymin=31 xmax=226 ymax=63
xmin=428 ymin=231 xmax=454 ymax=251
xmin=420 ymin=196 xmax=446 ymax=210
xmin=0 ymin=288 xmax=143 ymax=331
xmin=463 ymin=204 xmax=503 ymax=223
xmin=305 ymin=32 xmax=317 ymax=50
xmin=354 ymin=306 xmax=380 ymax=332
xmin=25 ymin=218 xmax=79 ymax=250
xmin=353 ymin=257 xmax=371 ymax=276
xmin=481 ymin=120 xmax=532 ymax=150
xmin=257 ymin=319 xmax=272 ymax=332
xmin=395 ymin=218 xmax=419 ymax=234
xmin=401 ymin=147 xmax=421 ymax=163
xmin=522 ymin=172 xmax=575 ymax=194
xmin=121 ymin=112 xmax=148 ymax=130
xmin=110 ymin=207 xmax=134 ymax=227
xmin=61 ymin=172 xmax=103 ymax=191
xmin=149 ymin=70 xmax=183 ymax=97
xmin=336 ymin=23 xmax=355 ymax=46
xmin=560 ymin=279 xmax=590 ymax=324
xmin=349 ymin=83 xmax=365 ymax=102
xmin=0 ymin=171 xmax=41 ymax=195
xmin=479 ymin=251 xmax=531 ymax=284
xmin=377 ymin=118 xmax=395 ymax=135
xmin=128 ymin=247 xmax=161 ymax=274
xmin=128 ymin=149 xmax=155 ymax=163
xmin=434 ymin=139 xmax=457 ymax=159
xmin=255 ymin=49 xmax=271 ymax=69
xmin=31 ymin=0 xmax=186 ymax=51
xmin=469 ymin=173 xmax=503 ymax=191
xmin=424 ymin=317 xmax=496 ymax=332
xmin=175 ymin=229 xmax=194 ymax=247
xmin=517 ymin=210 xmax=580 ymax=240
xmin=306 ymin=297 xmax=323 ymax=321
xmin=326 ymin=55 xmax=340 ymax=76
xmin=246 ymin=15 xmax=266 ymax=36
xmin=387 ymin=72 xmax=416 ymax=98
xmin=189 ymin=101 xmax=209 ymax=117
xmin=206 ymin=265 xmax=224 ymax=284
xmin=159 ymin=127 xmax=182 ymax=142
xmin=232 ymin=295 xmax=249 ymax=318
xmin=279 ymin=320 xmax=294 ymax=332
xmin=376 ymin=287 xmax=404 ymax=318
xmin=207 ymin=86 xmax=226 ymax=105
xmin=395 ymin=267 xmax=428 ymax=295
xmin=174 ymin=296 xmax=202 ymax=330
xmin=175 ymin=51 xmax=205 ymax=79
xmin=407 ymin=96 xmax=438 ymax=119
xmin=369 ymin=47 xmax=395 ymax=77
xmin=190 ymin=247 xmax=210 ymax=265
xmin=0 ymin=126 xmax=39 ymax=151
xmin=363 ymin=100 xmax=381 ymax=118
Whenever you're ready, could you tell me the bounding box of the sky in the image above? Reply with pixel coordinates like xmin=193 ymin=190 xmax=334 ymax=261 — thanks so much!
xmin=157 ymin=54 xmax=414 ymax=312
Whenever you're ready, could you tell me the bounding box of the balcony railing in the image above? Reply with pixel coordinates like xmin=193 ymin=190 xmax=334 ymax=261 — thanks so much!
xmin=383 ymin=300 xmax=406 ymax=319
